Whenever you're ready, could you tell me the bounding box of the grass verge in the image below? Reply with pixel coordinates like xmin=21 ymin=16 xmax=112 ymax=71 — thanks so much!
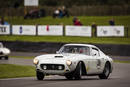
xmin=5 ymin=16 xmax=130 ymax=26
xmin=114 ymin=60 xmax=130 ymax=64
xmin=0 ymin=35 xmax=130 ymax=44
xmin=10 ymin=56 xmax=34 ymax=59
xmin=0 ymin=64 xmax=35 ymax=79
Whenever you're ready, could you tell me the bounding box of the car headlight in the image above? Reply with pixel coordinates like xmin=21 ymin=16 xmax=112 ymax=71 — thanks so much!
xmin=66 ymin=60 xmax=72 ymax=66
xmin=33 ymin=59 xmax=39 ymax=65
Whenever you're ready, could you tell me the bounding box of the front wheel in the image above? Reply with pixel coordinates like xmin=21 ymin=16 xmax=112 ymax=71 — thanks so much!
xmin=74 ymin=62 xmax=82 ymax=80
xmin=36 ymin=71 xmax=45 ymax=80
xmin=65 ymin=74 xmax=73 ymax=80
xmin=99 ymin=63 xmax=110 ymax=79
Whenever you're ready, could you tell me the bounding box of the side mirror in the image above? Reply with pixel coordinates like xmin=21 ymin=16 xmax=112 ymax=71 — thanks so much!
xmin=92 ymin=53 xmax=97 ymax=56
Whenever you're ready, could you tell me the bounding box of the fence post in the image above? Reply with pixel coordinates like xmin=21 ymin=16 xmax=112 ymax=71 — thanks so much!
xmin=36 ymin=24 xmax=38 ymax=36
xmin=10 ymin=25 xmax=12 ymax=35
xmin=126 ymin=26 xmax=128 ymax=38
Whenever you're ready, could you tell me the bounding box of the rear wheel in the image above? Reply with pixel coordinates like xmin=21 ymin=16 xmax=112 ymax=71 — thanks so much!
xmin=99 ymin=63 xmax=110 ymax=79
xmin=74 ymin=62 xmax=82 ymax=80
xmin=36 ymin=71 xmax=45 ymax=80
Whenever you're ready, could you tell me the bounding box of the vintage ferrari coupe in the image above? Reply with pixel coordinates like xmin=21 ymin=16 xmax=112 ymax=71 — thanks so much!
xmin=0 ymin=42 xmax=10 ymax=60
xmin=33 ymin=44 xmax=113 ymax=80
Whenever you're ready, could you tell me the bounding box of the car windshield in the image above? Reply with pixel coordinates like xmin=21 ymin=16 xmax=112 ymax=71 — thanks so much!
xmin=60 ymin=45 xmax=90 ymax=55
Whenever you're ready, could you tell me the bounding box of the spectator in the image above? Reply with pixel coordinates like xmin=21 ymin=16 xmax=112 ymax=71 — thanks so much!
xmin=0 ymin=17 xmax=9 ymax=25
xmin=91 ymin=22 xmax=97 ymax=37
xmin=53 ymin=9 xmax=60 ymax=18
xmin=0 ymin=17 xmax=4 ymax=25
xmin=73 ymin=17 xmax=82 ymax=26
xmin=58 ymin=8 xmax=63 ymax=18
xmin=53 ymin=8 xmax=63 ymax=18
xmin=109 ymin=18 xmax=115 ymax=26
xmin=53 ymin=6 xmax=69 ymax=18
xmin=62 ymin=6 xmax=69 ymax=17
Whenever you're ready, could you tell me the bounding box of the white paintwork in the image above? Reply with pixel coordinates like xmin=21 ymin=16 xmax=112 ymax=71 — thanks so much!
xmin=0 ymin=42 xmax=10 ymax=57
xmin=34 ymin=44 xmax=113 ymax=76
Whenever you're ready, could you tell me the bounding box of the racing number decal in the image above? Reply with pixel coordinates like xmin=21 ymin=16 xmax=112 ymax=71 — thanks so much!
xmin=97 ymin=59 xmax=101 ymax=69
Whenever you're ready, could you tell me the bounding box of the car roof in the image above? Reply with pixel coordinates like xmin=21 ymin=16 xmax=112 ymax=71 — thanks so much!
xmin=64 ymin=44 xmax=97 ymax=48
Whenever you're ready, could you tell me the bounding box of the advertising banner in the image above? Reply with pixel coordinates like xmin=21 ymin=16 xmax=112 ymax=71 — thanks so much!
xmin=38 ymin=25 xmax=63 ymax=36
xmin=12 ymin=25 xmax=36 ymax=35
xmin=65 ymin=26 xmax=91 ymax=37
xmin=0 ymin=25 xmax=10 ymax=35
xmin=97 ymin=26 xmax=124 ymax=37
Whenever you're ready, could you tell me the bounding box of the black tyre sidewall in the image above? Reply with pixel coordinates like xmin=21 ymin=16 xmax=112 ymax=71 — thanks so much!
xmin=36 ymin=71 xmax=44 ymax=80
xmin=74 ymin=62 xmax=82 ymax=80
xmin=99 ymin=63 xmax=110 ymax=79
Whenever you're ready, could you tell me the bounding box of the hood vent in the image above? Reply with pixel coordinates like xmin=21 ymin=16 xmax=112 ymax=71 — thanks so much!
xmin=54 ymin=56 xmax=63 ymax=58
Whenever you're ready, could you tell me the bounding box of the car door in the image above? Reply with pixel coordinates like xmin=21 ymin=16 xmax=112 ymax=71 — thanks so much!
xmin=87 ymin=47 xmax=102 ymax=74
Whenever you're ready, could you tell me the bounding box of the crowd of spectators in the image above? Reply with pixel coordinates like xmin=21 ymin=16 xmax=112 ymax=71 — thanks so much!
xmin=53 ymin=6 xmax=69 ymax=18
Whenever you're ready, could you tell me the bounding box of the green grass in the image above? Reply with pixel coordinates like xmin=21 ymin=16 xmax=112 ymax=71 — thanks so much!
xmin=5 ymin=16 xmax=130 ymax=27
xmin=0 ymin=35 xmax=130 ymax=44
xmin=1 ymin=16 xmax=130 ymax=44
xmin=114 ymin=60 xmax=130 ymax=63
xmin=0 ymin=64 xmax=35 ymax=79
xmin=10 ymin=56 xmax=35 ymax=59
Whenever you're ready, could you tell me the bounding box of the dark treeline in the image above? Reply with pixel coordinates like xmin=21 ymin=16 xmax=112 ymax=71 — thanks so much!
xmin=39 ymin=0 xmax=130 ymax=7
xmin=0 ymin=0 xmax=130 ymax=8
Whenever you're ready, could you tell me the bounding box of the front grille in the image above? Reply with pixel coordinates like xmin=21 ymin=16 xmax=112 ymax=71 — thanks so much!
xmin=40 ymin=64 xmax=65 ymax=70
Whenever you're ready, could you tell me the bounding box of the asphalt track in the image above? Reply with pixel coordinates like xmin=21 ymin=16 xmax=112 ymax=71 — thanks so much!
xmin=0 ymin=52 xmax=130 ymax=87
xmin=0 ymin=63 xmax=130 ymax=87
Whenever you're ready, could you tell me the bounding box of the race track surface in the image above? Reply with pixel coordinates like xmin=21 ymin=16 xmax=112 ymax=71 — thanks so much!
xmin=0 ymin=52 xmax=130 ymax=87
xmin=0 ymin=61 xmax=130 ymax=87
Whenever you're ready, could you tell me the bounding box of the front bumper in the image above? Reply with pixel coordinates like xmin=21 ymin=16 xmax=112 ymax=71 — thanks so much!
xmin=36 ymin=63 xmax=76 ymax=75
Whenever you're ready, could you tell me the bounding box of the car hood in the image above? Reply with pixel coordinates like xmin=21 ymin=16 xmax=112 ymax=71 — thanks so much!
xmin=36 ymin=53 xmax=87 ymax=61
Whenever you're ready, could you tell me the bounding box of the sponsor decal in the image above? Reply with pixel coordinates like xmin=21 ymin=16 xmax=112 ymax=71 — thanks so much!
xmin=19 ymin=26 xmax=23 ymax=34
xmin=0 ymin=26 xmax=6 ymax=32
xmin=97 ymin=59 xmax=101 ymax=69
xmin=46 ymin=25 xmax=49 ymax=31
xmin=114 ymin=28 xmax=120 ymax=34
xmin=101 ymin=28 xmax=107 ymax=34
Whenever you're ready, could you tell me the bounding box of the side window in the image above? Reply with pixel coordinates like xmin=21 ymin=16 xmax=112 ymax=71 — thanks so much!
xmin=92 ymin=48 xmax=100 ymax=56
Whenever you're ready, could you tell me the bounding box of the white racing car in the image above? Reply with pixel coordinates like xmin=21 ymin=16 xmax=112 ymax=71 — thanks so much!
xmin=0 ymin=42 xmax=11 ymax=60
xmin=33 ymin=44 xmax=113 ymax=80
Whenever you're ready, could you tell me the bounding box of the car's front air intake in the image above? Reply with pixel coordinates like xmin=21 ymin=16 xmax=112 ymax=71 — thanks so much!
xmin=40 ymin=64 xmax=65 ymax=70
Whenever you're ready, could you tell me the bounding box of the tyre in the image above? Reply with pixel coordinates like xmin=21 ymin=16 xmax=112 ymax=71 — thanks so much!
xmin=65 ymin=74 xmax=73 ymax=80
xmin=5 ymin=56 xmax=8 ymax=60
xmin=36 ymin=71 xmax=45 ymax=80
xmin=99 ymin=62 xmax=110 ymax=79
xmin=74 ymin=62 xmax=82 ymax=80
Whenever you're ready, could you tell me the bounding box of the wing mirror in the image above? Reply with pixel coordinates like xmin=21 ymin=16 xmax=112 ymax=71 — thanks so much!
xmin=92 ymin=53 xmax=97 ymax=56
